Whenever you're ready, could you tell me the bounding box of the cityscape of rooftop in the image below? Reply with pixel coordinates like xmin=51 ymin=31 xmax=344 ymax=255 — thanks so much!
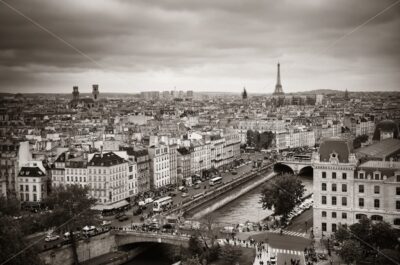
xmin=1 ymin=1 xmax=400 ymax=265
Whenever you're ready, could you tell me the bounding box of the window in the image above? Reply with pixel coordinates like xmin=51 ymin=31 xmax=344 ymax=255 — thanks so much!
xmin=396 ymin=187 xmax=400 ymax=196
xmin=342 ymin=173 xmax=347 ymax=180
xmin=359 ymin=198 xmax=364 ymax=207
xmin=322 ymin=211 xmax=327 ymax=218
xmin=332 ymin=196 xmax=337 ymax=205
xmin=33 ymin=194 xmax=37 ymax=202
xmin=332 ymin=224 xmax=337 ymax=232
xmin=332 ymin=212 xmax=337 ymax=218
xmin=20 ymin=185 xmax=23 ymax=191
xmin=342 ymin=213 xmax=347 ymax=219
xmin=396 ymin=201 xmax=400 ymax=210
xmin=33 ymin=185 xmax=36 ymax=192
xmin=371 ymin=215 xmax=383 ymax=221
xmin=374 ymin=186 xmax=380 ymax=194
xmin=394 ymin=219 xmax=400 ymax=225
xmin=374 ymin=173 xmax=380 ymax=180
xmin=25 ymin=193 xmax=29 ymax=201
xmin=332 ymin=184 xmax=337 ymax=192
xmin=322 ymin=222 xmax=327 ymax=232
xmin=25 ymin=185 xmax=29 ymax=192
xmin=322 ymin=196 xmax=327 ymax=205
xmin=332 ymin=172 xmax=337 ymax=179
xmin=342 ymin=184 xmax=347 ymax=192
xmin=359 ymin=185 xmax=364 ymax=193
xmin=397 ymin=175 xmax=400 ymax=182
xmin=322 ymin=172 xmax=326 ymax=179
xmin=374 ymin=199 xmax=380 ymax=208
xmin=359 ymin=172 xmax=364 ymax=179
xmin=356 ymin=214 xmax=366 ymax=220
xmin=322 ymin=183 xmax=327 ymax=191
xmin=342 ymin=197 xmax=347 ymax=206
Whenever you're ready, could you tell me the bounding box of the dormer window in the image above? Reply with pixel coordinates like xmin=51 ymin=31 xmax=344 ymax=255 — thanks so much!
xmin=358 ymin=172 xmax=365 ymax=179
xmin=374 ymin=171 xmax=381 ymax=180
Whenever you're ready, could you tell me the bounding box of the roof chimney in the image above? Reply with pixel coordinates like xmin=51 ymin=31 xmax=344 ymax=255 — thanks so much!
xmin=390 ymin=157 xmax=393 ymax=168
xmin=100 ymin=146 xmax=103 ymax=158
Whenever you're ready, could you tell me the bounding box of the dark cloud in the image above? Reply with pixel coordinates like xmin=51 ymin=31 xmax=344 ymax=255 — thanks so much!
xmin=0 ymin=0 xmax=399 ymax=93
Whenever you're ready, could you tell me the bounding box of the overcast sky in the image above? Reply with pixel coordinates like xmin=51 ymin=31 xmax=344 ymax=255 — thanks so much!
xmin=0 ymin=0 xmax=399 ymax=94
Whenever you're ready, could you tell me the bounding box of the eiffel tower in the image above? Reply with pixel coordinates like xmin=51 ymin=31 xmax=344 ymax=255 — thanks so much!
xmin=273 ymin=63 xmax=284 ymax=96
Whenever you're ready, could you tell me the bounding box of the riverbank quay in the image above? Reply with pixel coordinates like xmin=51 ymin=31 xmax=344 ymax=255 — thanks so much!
xmin=166 ymin=163 xmax=274 ymax=218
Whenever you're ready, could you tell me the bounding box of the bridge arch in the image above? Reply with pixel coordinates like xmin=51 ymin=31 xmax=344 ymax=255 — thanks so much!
xmin=274 ymin=163 xmax=295 ymax=175
xmin=298 ymin=166 xmax=313 ymax=177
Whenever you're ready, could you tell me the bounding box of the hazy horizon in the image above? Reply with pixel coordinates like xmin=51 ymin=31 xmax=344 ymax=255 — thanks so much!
xmin=1 ymin=0 xmax=399 ymax=94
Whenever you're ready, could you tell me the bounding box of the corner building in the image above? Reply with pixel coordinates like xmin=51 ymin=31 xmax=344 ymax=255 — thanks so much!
xmin=312 ymin=138 xmax=358 ymax=238
xmin=312 ymin=138 xmax=400 ymax=239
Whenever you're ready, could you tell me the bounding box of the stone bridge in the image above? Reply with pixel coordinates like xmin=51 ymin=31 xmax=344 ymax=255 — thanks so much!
xmin=113 ymin=229 xmax=191 ymax=248
xmin=274 ymin=159 xmax=313 ymax=175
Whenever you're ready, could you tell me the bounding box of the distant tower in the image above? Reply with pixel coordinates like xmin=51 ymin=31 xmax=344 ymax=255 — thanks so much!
xmin=242 ymin=87 xmax=248 ymax=100
xmin=72 ymin=86 xmax=79 ymax=101
xmin=273 ymin=63 xmax=284 ymax=96
xmin=344 ymin=88 xmax=349 ymax=100
xmin=92 ymin=84 xmax=99 ymax=101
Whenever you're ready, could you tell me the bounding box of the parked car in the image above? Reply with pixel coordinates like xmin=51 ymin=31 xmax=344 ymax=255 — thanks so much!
xmin=45 ymin=234 xmax=60 ymax=242
xmin=231 ymin=170 xmax=238 ymax=175
xmin=118 ymin=215 xmax=129 ymax=222
xmin=194 ymin=184 xmax=200 ymax=189
xmin=181 ymin=192 xmax=189 ymax=198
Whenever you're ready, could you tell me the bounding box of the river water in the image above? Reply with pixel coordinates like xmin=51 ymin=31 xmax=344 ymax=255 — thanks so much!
xmin=212 ymin=175 xmax=313 ymax=225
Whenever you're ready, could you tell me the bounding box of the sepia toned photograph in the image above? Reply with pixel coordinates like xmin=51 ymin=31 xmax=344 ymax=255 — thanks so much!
xmin=0 ymin=1 xmax=400 ymax=265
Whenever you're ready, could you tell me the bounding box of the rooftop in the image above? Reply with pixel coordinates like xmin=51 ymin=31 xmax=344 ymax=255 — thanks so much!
xmin=89 ymin=152 xmax=126 ymax=167
xmin=18 ymin=166 xmax=46 ymax=177
xmin=357 ymin=138 xmax=400 ymax=159
xmin=359 ymin=160 xmax=400 ymax=170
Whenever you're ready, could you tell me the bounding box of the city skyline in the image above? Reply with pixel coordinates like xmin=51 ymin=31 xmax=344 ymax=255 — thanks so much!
xmin=0 ymin=0 xmax=400 ymax=94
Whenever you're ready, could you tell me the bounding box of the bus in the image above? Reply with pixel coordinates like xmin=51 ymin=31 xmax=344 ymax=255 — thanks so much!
xmin=209 ymin=176 xmax=222 ymax=186
xmin=152 ymin=196 xmax=173 ymax=212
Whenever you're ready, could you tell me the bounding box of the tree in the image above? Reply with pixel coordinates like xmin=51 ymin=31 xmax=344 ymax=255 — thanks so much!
xmin=338 ymin=240 xmax=363 ymax=265
xmin=349 ymin=216 xmax=372 ymax=245
xmin=219 ymin=245 xmax=242 ymax=265
xmin=182 ymin=255 xmax=202 ymax=265
xmin=334 ymin=224 xmax=351 ymax=243
xmin=370 ymin=221 xmax=399 ymax=250
xmin=43 ymin=185 xmax=97 ymax=265
xmin=375 ymin=249 xmax=400 ymax=265
xmin=260 ymin=174 xmax=305 ymax=219
xmin=0 ymin=215 xmax=43 ymax=265
xmin=0 ymin=194 xmax=21 ymax=216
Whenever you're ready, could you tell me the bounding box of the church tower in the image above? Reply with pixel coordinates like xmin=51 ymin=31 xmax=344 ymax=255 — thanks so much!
xmin=72 ymin=86 xmax=79 ymax=101
xmin=92 ymin=84 xmax=99 ymax=101
xmin=273 ymin=63 xmax=284 ymax=96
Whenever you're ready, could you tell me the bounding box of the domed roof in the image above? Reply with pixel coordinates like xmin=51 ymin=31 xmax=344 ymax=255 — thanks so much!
xmin=319 ymin=137 xmax=353 ymax=163
xmin=372 ymin=119 xmax=399 ymax=141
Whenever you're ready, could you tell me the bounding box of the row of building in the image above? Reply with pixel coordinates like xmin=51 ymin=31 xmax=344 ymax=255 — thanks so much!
xmin=1 ymin=131 xmax=241 ymax=210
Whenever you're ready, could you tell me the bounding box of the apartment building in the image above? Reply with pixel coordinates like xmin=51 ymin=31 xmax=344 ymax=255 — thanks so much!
xmin=148 ymin=145 xmax=170 ymax=189
xmin=169 ymin=144 xmax=178 ymax=185
xmin=87 ymin=152 xmax=130 ymax=206
xmin=177 ymin=147 xmax=192 ymax=186
xmin=0 ymin=141 xmax=31 ymax=197
xmin=190 ymin=140 xmax=211 ymax=177
xmin=18 ymin=161 xmax=48 ymax=204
